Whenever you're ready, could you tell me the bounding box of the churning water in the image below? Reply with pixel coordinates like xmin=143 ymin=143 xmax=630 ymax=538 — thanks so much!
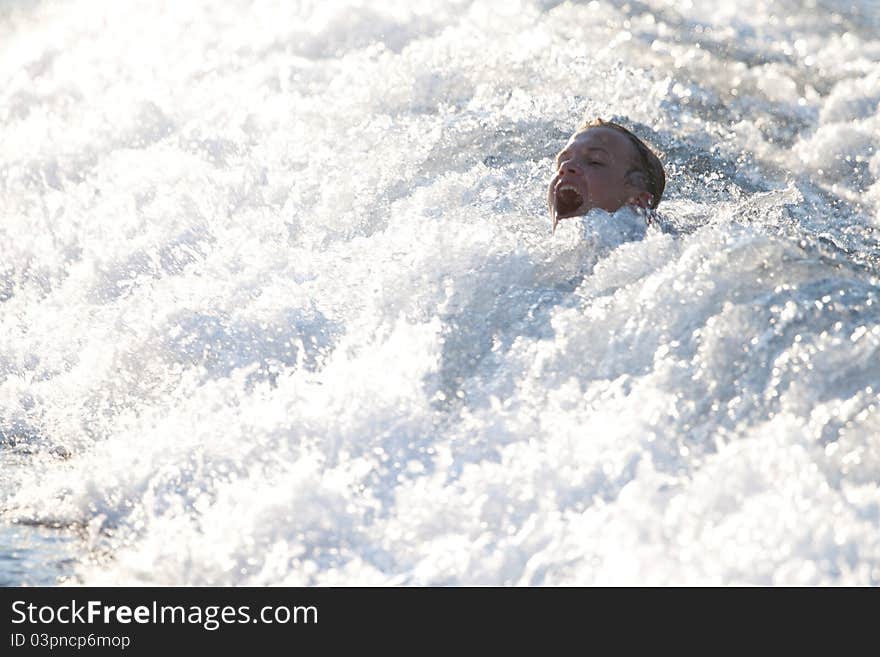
xmin=2 ymin=0 xmax=880 ymax=585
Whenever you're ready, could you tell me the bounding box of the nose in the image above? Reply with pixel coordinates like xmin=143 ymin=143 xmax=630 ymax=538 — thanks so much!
xmin=559 ymin=160 xmax=583 ymax=176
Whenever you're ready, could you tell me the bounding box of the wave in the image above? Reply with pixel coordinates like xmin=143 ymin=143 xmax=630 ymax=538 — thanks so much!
xmin=1 ymin=0 xmax=879 ymax=585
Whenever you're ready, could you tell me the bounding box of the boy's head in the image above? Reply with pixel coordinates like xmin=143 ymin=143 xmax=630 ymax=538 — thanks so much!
xmin=548 ymin=118 xmax=665 ymax=231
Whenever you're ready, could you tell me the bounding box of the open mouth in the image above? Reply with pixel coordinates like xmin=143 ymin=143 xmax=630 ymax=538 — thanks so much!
xmin=555 ymin=184 xmax=584 ymax=217
xmin=548 ymin=178 xmax=587 ymax=233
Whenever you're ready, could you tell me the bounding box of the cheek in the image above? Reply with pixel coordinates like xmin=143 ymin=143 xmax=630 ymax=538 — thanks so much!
xmin=586 ymin=170 xmax=621 ymax=196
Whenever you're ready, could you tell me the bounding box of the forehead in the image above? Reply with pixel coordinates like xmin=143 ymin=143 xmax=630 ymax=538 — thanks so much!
xmin=563 ymin=126 xmax=637 ymax=160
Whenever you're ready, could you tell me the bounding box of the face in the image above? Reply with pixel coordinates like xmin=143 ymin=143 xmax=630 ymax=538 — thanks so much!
xmin=547 ymin=126 xmax=651 ymax=231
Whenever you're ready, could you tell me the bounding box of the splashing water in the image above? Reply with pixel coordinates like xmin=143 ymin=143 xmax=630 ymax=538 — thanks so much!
xmin=2 ymin=0 xmax=880 ymax=585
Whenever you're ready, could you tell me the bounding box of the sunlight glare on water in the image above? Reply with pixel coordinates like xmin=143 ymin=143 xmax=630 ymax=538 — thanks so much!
xmin=1 ymin=0 xmax=880 ymax=585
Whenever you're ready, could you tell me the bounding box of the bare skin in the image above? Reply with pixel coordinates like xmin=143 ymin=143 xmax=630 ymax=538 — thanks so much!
xmin=548 ymin=126 xmax=653 ymax=233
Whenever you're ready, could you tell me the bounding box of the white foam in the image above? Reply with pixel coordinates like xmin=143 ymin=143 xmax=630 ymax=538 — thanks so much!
xmin=2 ymin=0 xmax=880 ymax=585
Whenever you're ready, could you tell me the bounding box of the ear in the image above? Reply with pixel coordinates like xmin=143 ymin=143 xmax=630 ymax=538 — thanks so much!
xmin=627 ymin=191 xmax=653 ymax=209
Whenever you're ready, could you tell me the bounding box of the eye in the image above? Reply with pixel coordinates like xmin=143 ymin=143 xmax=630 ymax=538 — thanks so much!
xmin=588 ymin=160 xmax=604 ymax=166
